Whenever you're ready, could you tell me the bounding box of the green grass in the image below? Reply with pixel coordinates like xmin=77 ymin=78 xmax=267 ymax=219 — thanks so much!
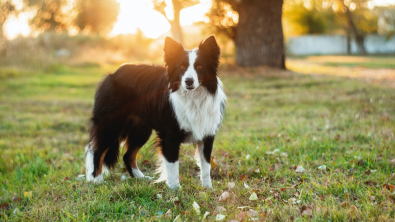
xmin=1 ymin=62 xmax=395 ymax=221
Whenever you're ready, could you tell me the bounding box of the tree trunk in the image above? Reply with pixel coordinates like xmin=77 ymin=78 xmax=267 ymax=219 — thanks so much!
xmin=235 ymin=0 xmax=285 ymax=68
xmin=170 ymin=13 xmax=183 ymax=44
xmin=171 ymin=0 xmax=183 ymax=44
xmin=338 ymin=0 xmax=366 ymax=54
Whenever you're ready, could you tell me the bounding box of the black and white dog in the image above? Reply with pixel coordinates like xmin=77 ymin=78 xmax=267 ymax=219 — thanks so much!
xmin=85 ymin=36 xmax=226 ymax=188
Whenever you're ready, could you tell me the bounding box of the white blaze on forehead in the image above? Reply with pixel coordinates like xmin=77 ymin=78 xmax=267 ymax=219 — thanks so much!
xmin=181 ymin=50 xmax=199 ymax=89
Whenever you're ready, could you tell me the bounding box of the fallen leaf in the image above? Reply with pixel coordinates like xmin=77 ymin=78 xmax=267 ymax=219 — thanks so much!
xmin=63 ymin=177 xmax=70 ymax=181
xmin=318 ymin=165 xmax=326 ymax=171
xmin=142 ymin=160 xmax=150 ymax=165
xmin=365 ymin=181 xmax=377 ymax=186
xmin=138 ymin=205 xmax=142 ymax=214
xmin=246 ymin=154 xmax=251 ymax=160
xmin=211 ymin=158 xmax=217 ymax=168
xmin=227 ymin=182 xmax=235 ymax=189
xmin=239 ymin=174 xmax=249 ymax=181
xmin=192 ymin=201 xmax=200 ymax=215
xmin=218 ymin=191 xmax=230 ymax=202
xmin=350 ymin=205 xmax=358 ymax=215
xmin=340 ymin=201 xmax=350 ymax=208
xmin=370 ymin=196 xmax=376 ymax=202
xmin=249 ymin=192 xmax=258 ymax=200
xmin=12 ymin=196 xmax=21 ymax=203
xmin=173 ymin=214 xmax=182 ymax=222
xmin=301 ymin=205 xmax=313 ymax=216
xmin=253 ymin=168 xmax=260 ymax=173
xmin=388 ymin=196 xmax=395 ymax=203
xmin=165 ymin=209 xmax=172 ymax=218
xmin=179 ymin=175 xmax=183 ymax=181
xmin=295 ymin=165 xmax=305 ymax=173
xmin=215 ymin=214 xmax=226 ymax=221
xmin=23 ymin=191 xmax=32 ymax=198
xmin=235 ymin=212 xmax=247 ymax=221
xmin=244 ymin=182 xmax=250 ymax=189
xmin=212 ymin=206 xmax=226 ymax=215
xmin=0 ymin=202 xmax=10 ymax=210
xmin=203 ymin=211 xmax=210 ymax=220
xmin=301 ymin=208 xmax=312 ymax=216
xmin=174 ymin=201 xmax=181 ymax=206
xmin=156 ymin=194 xmax=162 ymax=199
xmin=383 ymin=184 xmax=395 ymax=192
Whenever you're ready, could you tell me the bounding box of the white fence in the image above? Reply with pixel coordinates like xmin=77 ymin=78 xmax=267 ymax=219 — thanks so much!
xmin=287 ymin=35 xmax=395 ymax=55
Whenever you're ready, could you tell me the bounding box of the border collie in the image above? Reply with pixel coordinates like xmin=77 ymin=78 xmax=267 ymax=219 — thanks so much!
xmin=85 ymin=36 xmax=226 ymax=188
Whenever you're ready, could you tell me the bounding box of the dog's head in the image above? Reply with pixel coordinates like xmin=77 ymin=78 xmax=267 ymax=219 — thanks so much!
xmin=164 ymin=36 xmax=220 ymax=94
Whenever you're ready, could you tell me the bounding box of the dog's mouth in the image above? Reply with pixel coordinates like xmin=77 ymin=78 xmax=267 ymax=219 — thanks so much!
xmin=185 ymin=86 xmax=195 ymax=90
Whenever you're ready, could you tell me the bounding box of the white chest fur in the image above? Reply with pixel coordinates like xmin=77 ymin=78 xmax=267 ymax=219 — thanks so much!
xmin=170 ymin=79 xmax=226 ymax=142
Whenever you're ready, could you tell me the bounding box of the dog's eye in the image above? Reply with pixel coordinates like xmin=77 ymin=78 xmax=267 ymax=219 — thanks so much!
xmin=197 ymin=66 xmax=202 ymax=70
xmin=180 ymin=66 xmax=185 ymax=70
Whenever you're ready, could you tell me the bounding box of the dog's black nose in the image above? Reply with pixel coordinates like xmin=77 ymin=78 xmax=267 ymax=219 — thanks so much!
xmin=185 ymin=78 xmax=194 ymax=86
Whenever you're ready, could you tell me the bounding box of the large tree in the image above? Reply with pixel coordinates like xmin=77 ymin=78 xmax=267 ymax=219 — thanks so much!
xmin=153 ymin=0 xmax=199 ymax=44
xmin=208 ymin=0 xmax=285 ymax=68
xmin=74 ymin=0 xmax=119 ymax=35
xmin=24 ymin=0 xmax=70 ymax=32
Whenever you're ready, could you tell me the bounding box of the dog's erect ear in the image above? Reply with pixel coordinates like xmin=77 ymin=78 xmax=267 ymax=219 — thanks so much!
xmin=164 ymin=37 xmax=184 ymax=65
xmin=199 ymin=35 xmax=220 ymax=56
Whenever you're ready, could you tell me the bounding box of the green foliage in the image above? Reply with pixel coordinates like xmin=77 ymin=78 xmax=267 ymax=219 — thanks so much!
xmin=283 ymin=1 xmax=337 ymax=36
xmin=74 ymin=0 xmax=120 ymax=35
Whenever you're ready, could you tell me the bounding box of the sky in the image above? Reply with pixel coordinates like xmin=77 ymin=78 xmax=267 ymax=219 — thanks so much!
xmin=3 ymin=0 xmax=395 ymax=40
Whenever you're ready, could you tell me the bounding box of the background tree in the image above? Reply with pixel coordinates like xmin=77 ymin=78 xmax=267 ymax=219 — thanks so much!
xmin=0 ymin=0 xmax=17 ymax=38
xmin=152 ymin=0 xmax=199 ymax=44
xmin=24 ymin=0 xmax=70 ymax=32
xmin=208 ymin=0 xmax=285 ymax=68
xmin=74 ymin=0 xmax=120 ymax=35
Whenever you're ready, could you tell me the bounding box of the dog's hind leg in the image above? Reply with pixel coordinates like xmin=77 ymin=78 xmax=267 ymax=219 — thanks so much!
xmin=123 ymin=122 xmax=152 ymax=179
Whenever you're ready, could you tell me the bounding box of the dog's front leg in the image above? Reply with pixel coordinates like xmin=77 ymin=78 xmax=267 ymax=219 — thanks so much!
xmin=196 ymin=136 xmax=214 ymax=188
xmin=158 ymin=136 xmax=182 ymax=189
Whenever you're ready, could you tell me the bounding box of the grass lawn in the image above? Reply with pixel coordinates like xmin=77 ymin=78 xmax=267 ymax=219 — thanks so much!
xmin=1 ymin=62 xmax=395 ymax=221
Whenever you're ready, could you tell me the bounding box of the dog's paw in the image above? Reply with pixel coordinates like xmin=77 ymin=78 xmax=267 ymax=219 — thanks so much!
xmin=94 ymin=175 xmax=103 ymax=184
xmin=144 ymin=176 xmax=154 ymax=180
xmin=202 ymin=181 xmax=212 ymax=188
xmin=168 ymin=182 xmax=182 ymax=190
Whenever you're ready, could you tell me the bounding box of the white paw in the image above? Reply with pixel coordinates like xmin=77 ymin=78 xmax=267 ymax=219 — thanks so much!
xmin=144 ymin=176 xmax=154 ymax=180
xmin=94 ymin=174 xmax=103 ymax=184
xmin=86 ymin=173 xmax=94 ymax=182
xmin=167 ymin=181 xmax=181 ymax=190
xmin=132 ymin=168 xmax=145 ymax=178
xmin=202 ymin=181 xmax=212 ymax=188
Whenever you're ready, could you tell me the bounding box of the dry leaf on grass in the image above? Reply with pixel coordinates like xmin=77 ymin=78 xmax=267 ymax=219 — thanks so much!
xmin=218 ymin=191 xmax=230 ymax=202
xmin=212 ymin=206 xmax=226 ymax=215
xmin=227 ymin=182 xmax=235 ymax=189
xmin=203 ymin=211 xmax=210 ymax=220
xmin=239 ymin=174 xmax=249 ymax=181
xmin=295 ymin=165 xmax=305 ymax=173
xmin=173 ymin=214 xmax=182 ymax=222
xmin=192 ymin=201 xmax=201 ymax=215
xmin=215 ymin=214 xmax=226 ymax=221
xmin=301 ymin=206 xmax=313 ymax=216
xmin=211 ymin=158 xmax=217 ymax=168
xmin=383 ymin=184 xmax=395 ymax=192
xmin=340 ymin=201 xmax=350 ymax=208
xmin=23 ymin=191 xmax=32 ymax=198
xmin=249 ymin=192 xmax=258 ymax=200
